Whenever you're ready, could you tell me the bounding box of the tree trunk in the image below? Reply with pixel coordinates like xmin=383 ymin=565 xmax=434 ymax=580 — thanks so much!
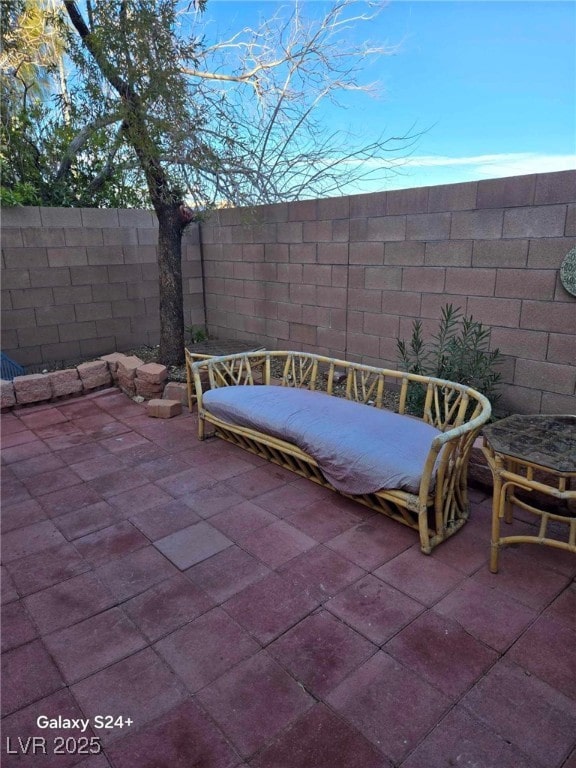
xmin=157 ymin=206 xmax=185 ymax=367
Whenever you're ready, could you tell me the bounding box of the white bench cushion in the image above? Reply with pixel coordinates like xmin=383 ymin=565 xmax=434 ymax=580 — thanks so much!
xmin=203 ymin=385 xmax=442 ymax=495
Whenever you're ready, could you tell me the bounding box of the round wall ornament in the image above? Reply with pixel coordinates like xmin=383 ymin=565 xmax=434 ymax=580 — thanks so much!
xmin=560 ymin=247 xmax=576 ymax=297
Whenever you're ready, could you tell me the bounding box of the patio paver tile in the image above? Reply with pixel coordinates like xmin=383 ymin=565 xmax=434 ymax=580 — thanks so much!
xmin=54 ymin=499 xmax=126 ymax=541
xmin=71 ymin=647 xmax=188 ymax=744
xmin=402 ymin=705 xmax=542 ymax=768
xmin=21 ymin=466 xmax=83 ymax=498
xmin=95 ymin=546 xmax=178 ymax=602
xmin=186 ymin=483 xmax=246 ymax=519
xmin=197 ymin=650 xmax=314 ymax=758
xmin=129 ymin=498 xmax=201 ymax=540
xmin=87 ymin=467 xmax=150 ymax=498
xmin=507 ymin=615 xmax=576 ymax=700
xmin=385 ymin=610 xmax=498 ymax=700
xmin=72 ymin=454 xmax=129 ymax=482
xmin=131 ymin=453 xmax=192 ymax=481
xmin=9 ymin=451 xmax=66 ymax=479
xmin=54 ymin=441 xmax=111 ymax=466
xmin=154 ymin=521 xmax=233 ymax=570
xmin=222 ymin=571 xmax=320 ymax=645
xmin=268 ymin=611 xmax=377 ymax=698
xmin=1 ymin=600 xmax=38 ymax=653
xmin=1 ymin=439 xmax=50 ymax=465
xmin=209 ymin=500 xmax=278 ymax=542
xmin=237 ymin=519 xmax=317 ymax=568
xmin=461 ymin=660 xmax=576 ymax=767
xmin=1 ymin=498 xmax=46 ymax=533
xmin=1 ymin=639 xmax=64 ymax=716
xmin=434 ymin=578 xmax=537 ymax=651
xmin=105 ymin=700 xmax=242 ymax=768
xmin=326 ymin=651 xmax=451 ymax=764
xmin=278 ymin=544 xmax=366 ymax=602
xmin=2 ymin=688 xmax=98 ymax=768
xmin=98 ymin=431 xmax=153 ymax=454
xmin=37 ymin=483 xmax=103 ymax=518
xmin=429 ymin=524 xmax=490 ymax=574
xmin=74 ymin=521 xmax=150 ymax=566
xmin=24 ymin=571 xmax=116 ymax=635
xmin=251 ymin=479 xmax=331 ymax=518
xmin=285 ymin=499 xmax=367 ymax=542
xmin=43 ymin=607 xmax=146 ymax=684
xmin=1 ymin=471 xmax=33 ymax=506
xmin=5 ymin=542 xmax=90 ymax=596
xmin=185 ymin=545 xmax=271 ymax=604
xmin=326 ymin=573 xmax=424 ymax=645
xmin=326 ymin=518 xmax=414 ymax=571
xmin=18 ymin=408 xmax=69 ymax=430
xmin=249 ymin=703 xmax=391 ymax=768
xmin=472 ymin=551 xmax=572 ymax=610
xmin=0 ymin=565 xmax=19 ymax=605
xmin=1 ymin=519 xmax=66 ymax=563
xmin=544 ymin=582 xmax=576 ymax=632
xmin=154 ymin=606 xmax=260 ymax=693
xmin=374 ymin=545 xmax=465 ymax=606
xmin=224 ymin=465 xmax=292 ymax=499
xmin=106 ymin=482 xmax=175 ymax=515
xmin=155 ymin=466 xmax=217 ymax=497
xmin=123 ymin=573 xmax=214 ymax=642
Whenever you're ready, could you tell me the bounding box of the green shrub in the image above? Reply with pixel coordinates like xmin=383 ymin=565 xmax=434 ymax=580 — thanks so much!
xmin=397 ymin=304 xmax=503 ymax=412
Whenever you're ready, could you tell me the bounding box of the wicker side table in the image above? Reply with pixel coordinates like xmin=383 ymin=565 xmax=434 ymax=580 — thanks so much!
xmin=482 ymin=415 xmax=576 ymax=573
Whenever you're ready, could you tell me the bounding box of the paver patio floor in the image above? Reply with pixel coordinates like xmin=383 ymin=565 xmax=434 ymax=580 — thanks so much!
xmin=2 ymin=389 xmax=575 ymax=768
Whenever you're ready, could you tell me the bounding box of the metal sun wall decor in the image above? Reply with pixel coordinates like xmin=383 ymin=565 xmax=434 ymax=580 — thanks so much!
xmin=560 ymin=247 xmax=576 ymax=297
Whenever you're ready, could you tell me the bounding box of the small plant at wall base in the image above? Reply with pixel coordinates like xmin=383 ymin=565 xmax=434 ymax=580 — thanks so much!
xmin=397 ymin=304 xmax=503 ymax=414
xmin=186 ymin=325 xmax=208 ymax=345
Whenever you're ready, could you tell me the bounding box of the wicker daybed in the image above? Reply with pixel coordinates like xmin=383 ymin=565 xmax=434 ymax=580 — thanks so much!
xmin=187 ymin=350 xmax=492 ymax=553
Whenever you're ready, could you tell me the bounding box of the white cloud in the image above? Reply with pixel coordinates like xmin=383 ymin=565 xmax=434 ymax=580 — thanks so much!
xmin=403 ymin=152 xmax=576 ymax=177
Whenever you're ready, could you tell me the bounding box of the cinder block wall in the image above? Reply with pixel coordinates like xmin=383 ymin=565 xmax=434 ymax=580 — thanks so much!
xmin=201 ymin=170 xmax=576 ymax=414
xmin=1 ymin=207 xmax=204 ymax=367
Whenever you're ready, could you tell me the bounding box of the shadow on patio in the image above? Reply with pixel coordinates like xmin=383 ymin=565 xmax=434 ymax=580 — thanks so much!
xmin=1 ymin=389 xmax=575 ymax=768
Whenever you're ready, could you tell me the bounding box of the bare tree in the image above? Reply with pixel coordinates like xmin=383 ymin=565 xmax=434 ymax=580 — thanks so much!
xmin=58 ymin=0 xmax=414 ymax=365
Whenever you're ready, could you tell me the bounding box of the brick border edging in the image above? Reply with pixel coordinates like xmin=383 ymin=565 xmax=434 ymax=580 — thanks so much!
xmin=0 ymin=353 xmax=188 ymax=411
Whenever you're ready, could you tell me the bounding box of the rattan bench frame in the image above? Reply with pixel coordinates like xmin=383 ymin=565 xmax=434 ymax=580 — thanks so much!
xmin=187 ymin=350 xmax=492 ymax=553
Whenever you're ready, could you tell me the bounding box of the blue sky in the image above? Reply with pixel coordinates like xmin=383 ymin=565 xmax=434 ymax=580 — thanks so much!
xmin=198 ymin=0 xmax=576 ymax=193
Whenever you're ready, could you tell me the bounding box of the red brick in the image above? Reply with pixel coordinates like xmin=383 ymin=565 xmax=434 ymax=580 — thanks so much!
xmin=490 ymin=328 xmax=548 ymax=361
xmin=1 ymin=380 xmax=16 ymax=408
xmin=347 ymin=288 xmax=382 ymax=312
xmin=289 ymin=324 xmax=317 ymax=345
xmin=366 ymin=215 xmax=406 ymax=241
xmin=385 ymin=241 xmax=425 ymax=265
xmin=472 ymin=239 xmax=528 ymax=268
xmin=476 ymin=175 xmax=536 ymax=209
xmin=77 ymin=360 xmax=112 ymax=389
xmin=445 ymin=268 xmax=496 ymax=297
xmin=135 ymin=379 xmax=165 ymax=399
xmin=428 ymin=181 xmax=478 ymax=212
xmin=495 ymin=269 xmax=556 ymax=299
xmin=387 ymin=186 xmax=429 ymax=215
xmin=521 ymin=300 xmax=576 ymax=333
xmin=547 ymin=333 xmax=576 ymax=365
xmin=147 ymin=399 xmax=182 ymax=418
xmin=48 ymin=369 xmax=83 ymax=397
xmin=289 ymin=244 xmax=316 ymax=263
xmin=534 ymin=170 xmax=576 ymax=205
xmin=451 ymin=210 xmax=503 ymax=239
xmin=162 ymin=382 xmax=189 ymax=405
xmin=514 ymin=359 xmax=575 ymax=395
xmin=117 ymin=355 xmax=144 ymax=379
xmin=364 ymin=266 xmax=402 ymax=290
xmin=137 ymin=363 xmax=168 ymax=384
xmin=303 ymin=220 xmax=332 ymax=242
xmin=100 ymin=352 xmax=130 ymax=377
xmin=402 ymin=267 xmax=446 ymax=293
xmin=406 ymin=212 xmax=451 ymax=241
xmin=503 ymin=205 xmax=566 ymax=238
xmin=317 ymin=242 xmax=348 ymax=264
xmin=349 ymin=242 xmax=384 ymax=265
xmin=13 ymin=374 xmax=52 ymax=404
xmin=467 ymin=297 xmax=521 ymax=328
xmin=527 ymin=237 xmax=576 ymax=268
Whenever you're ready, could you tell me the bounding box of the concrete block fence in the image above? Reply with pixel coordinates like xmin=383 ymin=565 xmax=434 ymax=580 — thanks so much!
xmin=1 ymin=169 xmax=575 ymax=414
xmin=200 ymin=170 xmax=576 ymax=414
xmin=0 ymin=207 xmax=204 ymax=368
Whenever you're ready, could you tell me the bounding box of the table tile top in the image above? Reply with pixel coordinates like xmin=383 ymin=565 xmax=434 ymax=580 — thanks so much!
xmin=483 ymin=414 xmax=576 ymax=473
